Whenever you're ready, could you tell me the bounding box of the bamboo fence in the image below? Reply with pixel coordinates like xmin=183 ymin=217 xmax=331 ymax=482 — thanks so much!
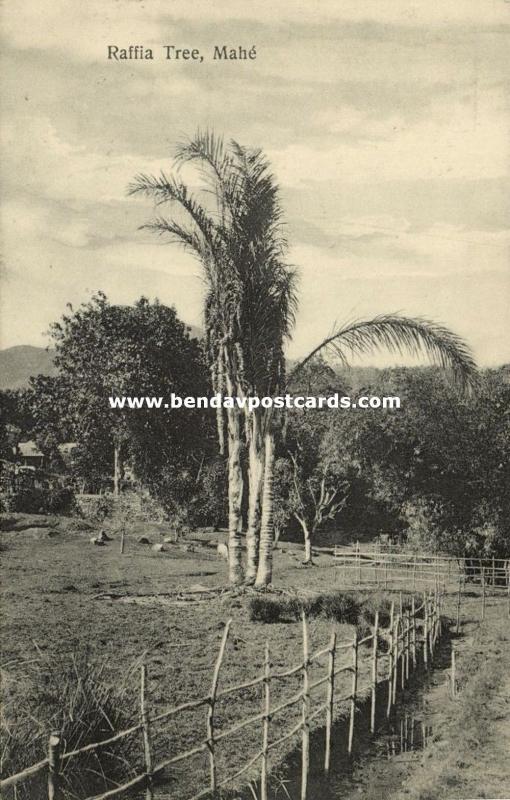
xmin=0 ymin=591 xmax=444 ymax=800
xmin=334 ymin=546 xmax=510 ymax=603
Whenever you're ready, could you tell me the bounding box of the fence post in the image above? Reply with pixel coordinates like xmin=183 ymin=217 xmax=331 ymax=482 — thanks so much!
xmin=451 ymin=646 xmax=457 ymax=698
xmin=47 ymin=731 xmax=61 ymax=800
xmin=356 ymin=541 xmax=361 ymax=585
xmin=301 ymin=612 xmax=310 ymax=800
xmin=348 ymin=631 xmax=358 ymax=754
xmin=370 ymin=612 xmax=379 ymax=734
xmin=207 ymin=619 xmax=231 ymax=794
xmin=411 ymin=597 xmax=417 ymax=669
xmin=260 ymin=641 xmax=270 ymax=800
xmin=456 ymin=575 xmax=462 ymax=634
xmin=392 ymin=616 xmax=399 ymax=705
xmin=413 ymin=556 xmax=417 ymax=590
xmin=423 ymin=594 xmax=428 ymax=669
xmin=140 ymin=664 xmax=154 ymax=800
xmin=120 ymin=530 xmax=125 ymax=555
xmin=404 ymin=610 xmax=410 ymax=683
xmin=386 ymin=601 xmax=395 ymax=718
xmin=481 ymin=568 xmax=486 ymax=622
xmin=324 ymin=630 xmax=336 ymax=773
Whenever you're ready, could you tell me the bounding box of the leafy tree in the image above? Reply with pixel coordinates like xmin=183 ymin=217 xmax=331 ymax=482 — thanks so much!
xmin=40 ymin=293 xmax=212 ymax=496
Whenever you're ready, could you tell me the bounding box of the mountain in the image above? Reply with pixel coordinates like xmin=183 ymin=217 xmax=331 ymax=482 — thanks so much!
xmin=0 ymin=346 xmax=57 ymax=390
xmin=0 ymin=325 xmax=203 ymax=391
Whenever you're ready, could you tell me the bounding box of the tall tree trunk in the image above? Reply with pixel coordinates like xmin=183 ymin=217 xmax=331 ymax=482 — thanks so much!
xmin=245 ymin=413 xmax=264 ymax=584
xmin=226 ymin=408 xmax=244 ymax=585
xmin=255 ymin=431 xmax=275 ymax=588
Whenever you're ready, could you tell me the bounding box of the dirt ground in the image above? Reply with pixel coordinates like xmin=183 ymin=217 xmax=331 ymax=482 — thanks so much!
xmin=2 ymin=514 xmax=509 ymax=800
xmin=0 ymin=514 xmax=375 ymax=798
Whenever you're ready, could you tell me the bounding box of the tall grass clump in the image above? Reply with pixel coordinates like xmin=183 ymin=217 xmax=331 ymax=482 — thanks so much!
xmin=1 ymin=651 xmax=141 ymax=799
xmin=249 ymin=590 xmax=416 ymax=637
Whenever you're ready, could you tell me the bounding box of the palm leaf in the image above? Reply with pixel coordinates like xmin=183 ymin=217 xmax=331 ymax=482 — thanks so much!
xmin=288 ymin=315 xmax=477 ymax=389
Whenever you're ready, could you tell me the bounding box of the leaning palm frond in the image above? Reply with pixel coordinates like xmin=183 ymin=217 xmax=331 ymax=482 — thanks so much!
xmin=288 ymin=314 xmax=478 ymax=389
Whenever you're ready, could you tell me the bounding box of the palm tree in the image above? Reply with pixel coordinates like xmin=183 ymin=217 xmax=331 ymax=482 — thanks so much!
xmin=129 ymin=130 xmax=478 ymax=589
xmin=253 ymin=316 xmax=477 ymax=587
xmin=129 ymin=132 xmax=296 ymax=585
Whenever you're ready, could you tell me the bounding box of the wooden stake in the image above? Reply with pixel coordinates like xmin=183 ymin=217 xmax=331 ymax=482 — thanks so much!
xmin=260 ymin=641 xmax=270 ymax=800
xmin=481 ymin=568 xmax=486 ymax=621
xmin=324 ymin=630 xmax=336 ymax=772
xmin=370 ymin=612 xmax=379 ymax=734
xmin=120 ymin=530 xmax=125 ymax=555
xmin=456 ymin=576 xmax=462 ymax=634
xmin=404 ymin=610 xmax=410 ymax=682
xmin=348 ymin=631 xmax=358 ymax=754
xmin=386 ymin=612 xmax=394 ymax=718
xmin=411 ymin=598 xmax=417 ymax=669
xmin=413 ymin=557 xmax=417 ymax=590
xmin=423 ymin=595 xmax=428 ymax=669
xmin=47 ymin=731 xmax=61 ymax=800
xmin=207 ymin=619 xmax=231 ymax=793
xmin=140 ymin=665 xmax=154 ymax=800
xmin=301 ymin=613 xmax=310 ymax=800
xmin=392 ymin=616 xmax=399 ymax=705
xmin=451 ymin=647 xmax=457 ymax=698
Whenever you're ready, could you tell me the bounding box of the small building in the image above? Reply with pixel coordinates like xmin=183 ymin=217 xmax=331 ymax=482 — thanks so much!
xmin=16 ymin=440 xmax=45 ymax=468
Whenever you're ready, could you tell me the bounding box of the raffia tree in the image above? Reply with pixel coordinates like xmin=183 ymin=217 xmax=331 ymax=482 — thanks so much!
xmin=130 ymin=133 xmax=297 ymax=585
xmin=131 ymin=130 xmax=478 ymax=587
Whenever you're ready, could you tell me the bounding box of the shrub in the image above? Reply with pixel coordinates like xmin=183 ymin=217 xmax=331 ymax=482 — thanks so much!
xmin=0 ymin=485 xmax=76 ymax=515
xmin=1 ymin=653 xmax=139 ymax=799
xmin=248 ymin=591 xmax=412 ymax=635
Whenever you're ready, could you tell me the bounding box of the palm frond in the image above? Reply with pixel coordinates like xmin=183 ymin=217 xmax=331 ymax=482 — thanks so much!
xmin=288 ymin=315 xmax=477 ymax=390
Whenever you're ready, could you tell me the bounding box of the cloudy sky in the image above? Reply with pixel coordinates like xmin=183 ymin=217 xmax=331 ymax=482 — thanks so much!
xmin=1 ymin=0 xmax=509 ymax=366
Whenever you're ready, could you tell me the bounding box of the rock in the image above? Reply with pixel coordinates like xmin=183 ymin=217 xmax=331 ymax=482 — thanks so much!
xmin=217 ymin=543 xmax=229 ymax=560
xmin=152 ymin=543 xmax=166 ymax=552
xmin=138 ymin=537 xmax=151 ymax=544
xmin=90 ymin=537 xmax=106 ymax=546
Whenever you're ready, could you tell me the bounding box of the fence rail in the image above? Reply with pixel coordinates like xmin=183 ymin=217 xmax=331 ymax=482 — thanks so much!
xmin=0 ymin=590 xmax=444 ymax=800
xmin=334 ymin=547 xmax=510 ymax=598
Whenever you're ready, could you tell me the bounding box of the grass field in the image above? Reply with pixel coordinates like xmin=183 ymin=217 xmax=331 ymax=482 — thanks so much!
xmin=1 ymin=513 xmax=509 ymax=800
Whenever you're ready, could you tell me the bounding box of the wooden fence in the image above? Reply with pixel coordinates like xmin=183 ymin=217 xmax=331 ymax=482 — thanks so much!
xmin=0 ymin=590 xmax=444 ymax=800
xmin=334 ymin=546 xmax=510 ymax=595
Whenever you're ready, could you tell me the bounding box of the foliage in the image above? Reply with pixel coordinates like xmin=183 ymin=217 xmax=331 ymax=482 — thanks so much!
xmin=248 ymin=590 xmax=405 ymax=632
xmin=24 ymin=293 xmax=215 ymax=499
xmin=1 ymin=653 xmax=139 ymax=799
xmin=1 ymin=484 xmax=76 ymax=515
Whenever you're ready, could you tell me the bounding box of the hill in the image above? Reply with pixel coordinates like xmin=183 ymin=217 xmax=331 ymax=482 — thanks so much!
xmin=0 ymin=346 xmax=57 ymax=390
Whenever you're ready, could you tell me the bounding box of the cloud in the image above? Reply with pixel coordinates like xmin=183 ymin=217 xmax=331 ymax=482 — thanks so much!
xmin=271 ymin=86 xmax=509 ymax=186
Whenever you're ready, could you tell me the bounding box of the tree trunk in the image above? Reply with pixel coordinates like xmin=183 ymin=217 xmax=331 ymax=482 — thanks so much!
xmin=255 ymin=431 xmax=275 ymax=588
xmin=245 ymin=415 xmax=264 ymax=584
xmin=113 ymin=443 xmax=122 ymax=496
xmin=226 ymin=408 xmax=244 ymax=585
xmin=303 ymin=528 xmax=313 ymax=565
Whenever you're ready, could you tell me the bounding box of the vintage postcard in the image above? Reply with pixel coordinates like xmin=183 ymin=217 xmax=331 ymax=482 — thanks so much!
xmin=1 ymin=2 xmax=509 ymax=799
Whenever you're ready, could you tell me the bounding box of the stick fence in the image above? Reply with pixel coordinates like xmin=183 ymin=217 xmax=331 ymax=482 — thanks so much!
xmin=1 ymin=592 xmax=445 ymax=800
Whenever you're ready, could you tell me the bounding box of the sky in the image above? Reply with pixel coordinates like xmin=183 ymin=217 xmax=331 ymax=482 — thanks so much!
xmin=1 ymin=0 xmax=509 ymax=367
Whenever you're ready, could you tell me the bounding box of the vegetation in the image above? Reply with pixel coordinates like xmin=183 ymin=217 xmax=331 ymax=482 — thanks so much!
xmin=130 ymin=130 xmax=478 ymax=586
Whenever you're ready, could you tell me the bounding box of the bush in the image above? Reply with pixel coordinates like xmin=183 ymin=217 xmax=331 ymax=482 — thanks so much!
xmin=248 ymin=591 xmax=411 ymax=637
xmin=1 ymin=653 xmax=139 ymax=799
xmin=0 ymin=485 xmax=76 ymax=515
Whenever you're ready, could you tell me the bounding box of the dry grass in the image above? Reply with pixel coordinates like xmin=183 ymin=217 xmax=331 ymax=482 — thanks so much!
xmin=395 ymin=600 xmax=510 ymax=800
xmin=1 ymin=651 xmax=141 ymax=799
